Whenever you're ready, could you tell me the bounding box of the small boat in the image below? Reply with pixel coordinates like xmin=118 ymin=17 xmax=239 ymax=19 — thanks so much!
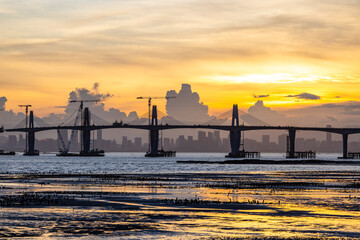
xmin=0 ymin=150 xmax=16 ymax=155
xmin=145 ymin=149 xmax=176 ymax=157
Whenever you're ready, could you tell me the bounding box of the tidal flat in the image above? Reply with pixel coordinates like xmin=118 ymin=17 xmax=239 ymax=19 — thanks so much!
xmin=0 ymin=171 xmax=360 ymax=239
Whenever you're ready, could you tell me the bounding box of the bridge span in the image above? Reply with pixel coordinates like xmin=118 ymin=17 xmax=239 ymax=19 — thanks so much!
xmin=2 ymin=105 xmax=360 ymax=158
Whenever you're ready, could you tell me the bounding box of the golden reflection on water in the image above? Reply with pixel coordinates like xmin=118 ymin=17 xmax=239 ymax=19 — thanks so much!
xmin=1 ymin=172 xmax=360 ymax=239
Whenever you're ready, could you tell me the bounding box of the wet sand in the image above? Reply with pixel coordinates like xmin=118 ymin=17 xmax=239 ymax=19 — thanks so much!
xmin=1 ymin=171 xmax=360 ymax=239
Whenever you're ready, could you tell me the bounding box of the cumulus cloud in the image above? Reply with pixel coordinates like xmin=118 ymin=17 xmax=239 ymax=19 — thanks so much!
xmin=65 ymin=84 xmax=137 ymax=124
xmin=286 ymin=92 xmax=321 ymax=100
xmin=0 ymin=96 xmax=25 ymax=128
xmin=166 ymin=84 xmax=211 ymax=123
xmin=248 ymin=100 xmax=287 ymax=125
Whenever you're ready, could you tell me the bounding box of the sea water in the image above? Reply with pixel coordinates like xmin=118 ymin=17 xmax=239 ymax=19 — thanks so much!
xmin=1 ymin=152 xmax=360 ymax=174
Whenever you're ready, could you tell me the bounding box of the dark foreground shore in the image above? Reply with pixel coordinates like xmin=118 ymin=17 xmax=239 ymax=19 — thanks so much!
xmin=1 ymin=171 xmax=360 ymax=239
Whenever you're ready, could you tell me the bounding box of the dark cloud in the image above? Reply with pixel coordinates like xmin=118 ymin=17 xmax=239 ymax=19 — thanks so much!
xmin=92 ymin=82 xmax=99 ymax=92
xmin=313 ymin=102 xmax=360 ymax=115
xmin=326 ymin=116 xmax=337 ymax=121
xmin=0 ymin=96 xmax=7 ymax=110
xmin=253 ymin=94 xmax=270 ymax=98
xmin=313 ymin=103 xmax=344 ymax=108
xmin=286 ymin=92 xmax=321 ymax=100
xmin=166 ymin=84 xmax=210 ymax=123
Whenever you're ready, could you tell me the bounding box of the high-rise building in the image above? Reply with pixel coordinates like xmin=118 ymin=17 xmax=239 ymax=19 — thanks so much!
xmin=97 ymin=130 xmax=103 ymax=141
xmin=164 ymin=138 xmax=171 ymax=150
xmin=8 ymin=135 xmax=17 ymax=148
xmin=134 ymin=137 xmax=142 ymax=149
xmin=208 ymin=132 xmax=214 ymax=142
xmin=262 ymin=135 xmax=270 ymax=145
xmin=18 ymin=134 xmax=25 ymax=147
xmin=326 ymin=125 xmax=332 ymax=143
xmin=278 ymin=134 xmax=287 ymax=151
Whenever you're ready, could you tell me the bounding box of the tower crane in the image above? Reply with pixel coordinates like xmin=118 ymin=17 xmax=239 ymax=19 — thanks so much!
xmin=18 ymin=105 xmax=32 ymax=128
xmin=69 ymin=99 xmax=103 ymax=112
xmin=136 ymin=96 xmax=176 ymax=126
xmin=69 ymin=99 xmax=104 ymax=125
xmin=137 ymin=96 xmax=176 ymax=152
xmin=18 ymin=104 xmax=32 ymax=153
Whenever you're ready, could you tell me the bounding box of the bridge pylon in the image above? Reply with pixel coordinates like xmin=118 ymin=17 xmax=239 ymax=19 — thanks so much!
xmin=146 ymin=105 xmax=160 ymax=157
xmin=24 ymin=111 xmax=39 ymax=156
xmin=226 ymin=104 xmax=242 ymax=158
xmin=82 ymin=107 xmax=91 ymax=153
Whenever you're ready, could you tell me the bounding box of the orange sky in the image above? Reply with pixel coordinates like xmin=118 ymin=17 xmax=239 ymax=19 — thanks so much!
xmin=1 ymin=0 xmax=360 ymax=116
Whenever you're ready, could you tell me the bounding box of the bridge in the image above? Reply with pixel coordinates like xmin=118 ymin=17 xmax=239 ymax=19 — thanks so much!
xmin=2 ymin=104 xmax=360 ymax=158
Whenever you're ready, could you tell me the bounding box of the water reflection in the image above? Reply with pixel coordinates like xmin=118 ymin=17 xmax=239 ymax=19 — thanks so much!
xmin=1 ymin=171 xmax=360 ymax=238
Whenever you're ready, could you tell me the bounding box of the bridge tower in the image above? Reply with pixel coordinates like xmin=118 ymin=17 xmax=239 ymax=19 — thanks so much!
xmin=24 ymin=111 xmax=39 ymax=156
xmin=146 ymin=105 xmax=160 ymax=157
xmin=82 ymin=107 xmax=91 ymax=153
xmin=226 ymin=104 xmax=242 ymax=157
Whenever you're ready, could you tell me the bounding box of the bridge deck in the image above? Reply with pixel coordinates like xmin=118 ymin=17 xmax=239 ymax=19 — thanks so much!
xmin=4 ymin=124 xmax=360 ymax=135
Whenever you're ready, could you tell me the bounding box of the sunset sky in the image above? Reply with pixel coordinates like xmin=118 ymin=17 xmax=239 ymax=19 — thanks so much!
xmin=1 ymin=0 xmax=360 ymax=116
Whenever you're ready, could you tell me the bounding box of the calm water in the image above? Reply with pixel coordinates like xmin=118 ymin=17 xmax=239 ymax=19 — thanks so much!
xmin=1 ymin=152 xmax=360 ymax=174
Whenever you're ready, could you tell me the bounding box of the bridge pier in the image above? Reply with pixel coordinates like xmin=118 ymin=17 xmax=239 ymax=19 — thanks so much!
xmin=24 ymin=111 xmax=39 ymax=156
xmin=82 ymin=107 xmax=91 ymax=153
xmin=226 ymin=104 xmax=242 ymax=158
xmin=339 ymin=133 xmax=349 ymax=159
xmin=286 ymin=128 xmax=296 ymax=158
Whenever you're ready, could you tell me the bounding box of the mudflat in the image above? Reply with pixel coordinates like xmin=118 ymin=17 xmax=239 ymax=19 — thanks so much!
xmin=0 ymin=171 xmax=360 ymax=239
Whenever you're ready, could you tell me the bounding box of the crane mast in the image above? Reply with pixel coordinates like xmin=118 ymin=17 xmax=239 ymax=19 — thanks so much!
xmin=136 ymin=96 xmax=176 ymax=126
xmin=18 ymin=104 xmax=32 ymax=153
xmin=137 ymin=96 xmax=175 ymax=152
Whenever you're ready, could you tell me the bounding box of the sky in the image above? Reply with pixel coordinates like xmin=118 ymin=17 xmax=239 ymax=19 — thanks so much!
xmin=1 ymin=0 xmax=360 ymax=120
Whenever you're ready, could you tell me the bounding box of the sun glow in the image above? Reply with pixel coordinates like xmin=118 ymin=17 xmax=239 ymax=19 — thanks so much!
xmin=205 ymin=73 xmax=336 ymax=84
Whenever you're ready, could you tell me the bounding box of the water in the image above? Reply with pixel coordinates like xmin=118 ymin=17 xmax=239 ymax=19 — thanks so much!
xmin=1 ymin=152 xmax=360 ymax=174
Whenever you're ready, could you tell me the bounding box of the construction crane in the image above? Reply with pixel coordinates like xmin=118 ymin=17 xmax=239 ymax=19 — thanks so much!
xmin=137 ymin=96 xmax=176 ymax=152
xmin=18 ymin=105 xmax=32 ymax=128
xmin=136 ymin=96 xmax=176 ymax=126
xmin=69 ymin=99 xmax=104 ymax=124
xmin=18 ymin=104 xmax=32 ymax=153
xmin=69 ymin=99 xmax=103 ymax=112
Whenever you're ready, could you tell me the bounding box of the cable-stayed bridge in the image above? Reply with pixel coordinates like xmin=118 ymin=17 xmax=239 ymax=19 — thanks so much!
xmin=2 ymin=104 xmax=360 ymax=159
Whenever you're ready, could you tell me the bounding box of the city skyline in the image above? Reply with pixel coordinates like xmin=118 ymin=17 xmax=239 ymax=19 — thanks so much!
xmin=3 ymin=129 xmax=359 ymax=154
